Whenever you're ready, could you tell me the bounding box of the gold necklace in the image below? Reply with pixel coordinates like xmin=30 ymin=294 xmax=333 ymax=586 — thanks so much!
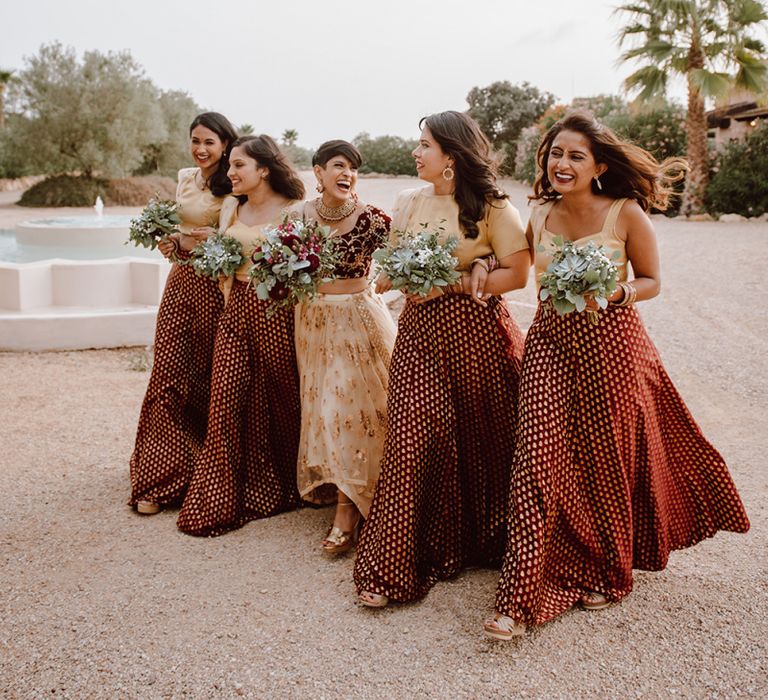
xmin=195 ymin=170 xmax=210 ymax=191
xmin=314 ymin=196 xmax=356 ymax=222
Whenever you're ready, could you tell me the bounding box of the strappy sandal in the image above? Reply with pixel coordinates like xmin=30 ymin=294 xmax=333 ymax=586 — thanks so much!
xmin=321 ymin=502 xmax=360 ymax=556
xmin=581 ymin=592 xmax=611 ymax=610
xmin=359 ymin=591 xmax=389 ymax=608
xmin=483 ymin=614 xmax=525 ymax=640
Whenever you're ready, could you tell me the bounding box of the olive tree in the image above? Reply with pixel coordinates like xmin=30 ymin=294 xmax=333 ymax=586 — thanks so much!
xmin=3 ymin=43 xmax=165 ymax=177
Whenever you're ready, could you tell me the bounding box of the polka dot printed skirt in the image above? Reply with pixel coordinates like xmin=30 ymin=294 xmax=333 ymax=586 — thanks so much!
xmin=353 ymin=294 xmax=524 ymax=603
xmin=176 ymin=280 xmax=302 ymax=537
xmin=129 ymin=263 xmax=224 ymax=507
xmin=494 ymin=303 xmax=750 ymax=626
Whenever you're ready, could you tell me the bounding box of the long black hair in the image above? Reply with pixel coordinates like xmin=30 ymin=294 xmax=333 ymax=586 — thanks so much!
xmin=189 ymin=112 xmax=239 ymax=197
xmin=230 ymin=135 xmax=306 ymax=203
xmin=420 ymin=111 xmax=507 ymax=239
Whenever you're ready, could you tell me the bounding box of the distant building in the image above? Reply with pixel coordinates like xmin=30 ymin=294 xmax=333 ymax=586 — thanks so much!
xmin=707 ymin=99 xmax=768 ymax=149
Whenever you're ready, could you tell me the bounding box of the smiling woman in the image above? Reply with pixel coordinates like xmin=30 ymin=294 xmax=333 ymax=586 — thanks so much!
xmin=484 ymin=111 xmax=750 ymax=640
xmin=128 ymin=112 xmax=238 ymax=516
xmin=353 ymin=111 xmax=531 ymax=608
xmin=175 ymin=134 xmax=307 ymax=537
xmin=292 ymin=140 xmax=396 ymax=556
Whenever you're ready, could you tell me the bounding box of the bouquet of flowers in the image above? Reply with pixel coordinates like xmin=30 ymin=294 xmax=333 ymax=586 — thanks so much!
xmin=538 ymin=236 xmax=621 ymax=322
xmin=127 ymin=197 xmax=181 ymax=255
xmin=248 ymin=216 xmax=337 ymax=314
xmin=372 ymin=223 xmax=461 ymax=297
xmin=189 ymin=231 xmax=245 ymax=279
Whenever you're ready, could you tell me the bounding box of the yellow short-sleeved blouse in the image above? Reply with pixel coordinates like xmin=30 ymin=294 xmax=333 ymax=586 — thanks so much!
xmin=391 ymin=185 xmax=528 ymax=272
xmin=175 ymin=167 xmax=229 ymax=234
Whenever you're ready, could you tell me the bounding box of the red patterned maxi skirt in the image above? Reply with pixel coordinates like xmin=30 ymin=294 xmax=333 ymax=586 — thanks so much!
xmin=353 ymin=294 xmax=524 ymax=602
xmin=129 ymin=263 xmax=224 ymax=507
xmin=494 ymin=303 xmax=750 ymax=626
xmin=176 ymin=280 xmax=301 ymax=537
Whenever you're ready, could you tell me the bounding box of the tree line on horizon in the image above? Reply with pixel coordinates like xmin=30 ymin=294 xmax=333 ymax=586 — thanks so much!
xmin=0 ymin=0 xmax=766 ymax=216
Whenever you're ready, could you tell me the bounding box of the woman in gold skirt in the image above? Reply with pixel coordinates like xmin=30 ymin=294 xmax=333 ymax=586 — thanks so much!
xmin=294 ymin=140 xmax=396 ymax=554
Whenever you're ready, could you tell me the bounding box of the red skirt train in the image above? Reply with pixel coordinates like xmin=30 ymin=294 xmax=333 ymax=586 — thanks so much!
xmin=353 ymin=294 xmax=524 ymax=602
xmin=129 ymin=263 xmax=224 ymax=507
xmin=176 ymin=280 xmax=301 ymax=537
xmin=494 ymin=303 xmax=750 ymax=626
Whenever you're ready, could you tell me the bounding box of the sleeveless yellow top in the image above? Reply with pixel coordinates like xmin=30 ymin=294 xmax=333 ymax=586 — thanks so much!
xmin=175 ymin=167 xmax=228 ymax=234
xmin=530 ymin=198 xmax=630 ymax=284
xmin=391 ymin=186 xmax=527 ymax=272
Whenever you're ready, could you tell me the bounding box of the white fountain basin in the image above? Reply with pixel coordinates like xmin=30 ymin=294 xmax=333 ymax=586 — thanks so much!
xmin=0 ymin=257 xmax=170 ymax=351
xmin=1 ymin=212 xmax=174 ymax=351
xmin=15 ymin=215 xmax=133 ymax=247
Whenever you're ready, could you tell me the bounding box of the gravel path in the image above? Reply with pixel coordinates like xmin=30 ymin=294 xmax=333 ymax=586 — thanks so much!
xmin=1 ymin=184 xmax=766 ymax=698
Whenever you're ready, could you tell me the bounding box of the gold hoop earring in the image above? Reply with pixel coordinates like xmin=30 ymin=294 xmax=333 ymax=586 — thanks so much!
xmin=442 ymin=166 xmax=454 ymax=181
xmin=316 ymin=182 xmax=324 ymax=193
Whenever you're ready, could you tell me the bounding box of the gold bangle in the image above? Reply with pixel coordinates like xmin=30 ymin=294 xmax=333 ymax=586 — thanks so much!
xmin=471 ymin=257 xmax=490 ymax=273
xmin=613 ymin=282 xmax=636 ymax=307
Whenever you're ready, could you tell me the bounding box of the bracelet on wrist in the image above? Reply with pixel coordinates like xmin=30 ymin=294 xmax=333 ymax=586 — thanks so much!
xmin=612 ymin=281 xmax=637 ymax=307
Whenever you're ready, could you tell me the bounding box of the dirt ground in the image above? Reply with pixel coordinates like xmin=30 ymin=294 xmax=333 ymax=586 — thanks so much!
xmin=1 ymin=181 xmax=766 ymax=698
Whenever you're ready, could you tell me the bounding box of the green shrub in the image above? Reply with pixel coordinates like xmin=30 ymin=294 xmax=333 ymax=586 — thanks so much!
xmin=605 ymin=104 xmax=687 ymax=162
xmin=353 ymin=133 xmax=417 ymax=175
xmin=18 ymin=174 xmax=176 ymax=207
xmin=466 ymin=80 xmax=555 ymax=175
xmin=513 ymin=126 xmax=542 ymax=185
xmin=106 ymin=176 xmax=176 ymax=205
xmin=706 ymin=124 xmax=768 ymax=217
xmin=18 ymin=175 xmax=110 ymax=207
xmin=513 ymin=105 xmax=570 ymax=184
xmin=282 ymin=143 xmax=313 ymax=169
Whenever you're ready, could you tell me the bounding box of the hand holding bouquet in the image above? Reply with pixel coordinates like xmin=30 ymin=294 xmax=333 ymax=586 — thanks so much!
xmin=538 ymin=236 xmax=621 ymax=322
xmin=127 ymin=197 xmax=182 ymax=258
xmin=248 ymin=217 xmax=337 ymax=314
xmin=189 ymin=231 xmax=245 ymax=279
xmin=372 ymin=223 xmax=461 ymax=297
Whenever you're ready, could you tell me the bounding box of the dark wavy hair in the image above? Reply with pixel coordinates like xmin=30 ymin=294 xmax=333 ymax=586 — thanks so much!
xmin=230 ymin=134 xmax=306 ymax=203
xmin=531 ymin=110 xmax=687 ymax=211
xmin=189 ymin=112 xmax=239 ymax=197
xmin=419 ymin=111 xmax=507 ymax=239
xmin=312 ymin=140 xmax=362 ymax=169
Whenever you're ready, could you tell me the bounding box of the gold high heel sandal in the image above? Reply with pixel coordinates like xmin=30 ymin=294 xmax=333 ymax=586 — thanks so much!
xmin=321 ymin=502 xmax=360 ymax=555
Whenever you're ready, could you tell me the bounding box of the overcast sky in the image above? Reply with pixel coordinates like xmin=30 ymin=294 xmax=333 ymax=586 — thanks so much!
xmin=3 ymin=0 xmax=691 ymax=147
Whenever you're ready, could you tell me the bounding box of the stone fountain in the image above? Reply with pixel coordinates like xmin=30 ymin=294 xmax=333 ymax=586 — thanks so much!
xmin=0 ymin=199 xmax=170 ymax=351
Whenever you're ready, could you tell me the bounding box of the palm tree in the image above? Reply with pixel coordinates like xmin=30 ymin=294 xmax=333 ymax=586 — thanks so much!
xmin=282 ymin=128 xmax=298 ymax=147
xmin=616 ymin=0 xmax=768 ymax=214
xmin=0 ymin=69 xmax=14 ymax=129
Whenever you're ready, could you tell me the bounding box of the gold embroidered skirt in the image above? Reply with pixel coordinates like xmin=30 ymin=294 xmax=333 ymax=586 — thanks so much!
xmin=295 ymin=287 xmax=396 ymax=517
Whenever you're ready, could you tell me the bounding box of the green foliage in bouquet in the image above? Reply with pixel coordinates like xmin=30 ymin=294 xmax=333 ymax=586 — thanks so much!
xmin=372 ymin=223 xmax=461 ymax=297
xmin=538 ymin=236 xmax=620 ymax=315
xmin=248 ymin=217 xmax=338 ymax=315
xmin=127 ymin=196 xmax=181 ymax=250
xmin=190 ymin=231 xmax=244 ymax=279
